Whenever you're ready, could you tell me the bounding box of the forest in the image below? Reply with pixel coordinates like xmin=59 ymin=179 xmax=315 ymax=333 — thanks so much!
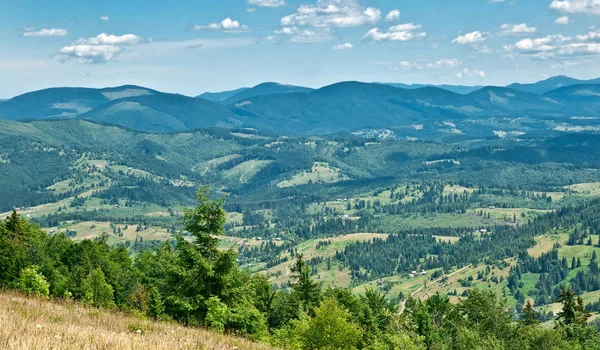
xmin=2 ymin=186 xmax=600 ymax=349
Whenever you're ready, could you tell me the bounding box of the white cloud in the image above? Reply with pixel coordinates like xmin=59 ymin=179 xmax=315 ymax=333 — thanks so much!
xmin=23 ymin=28 xmax=68 ymax=37
xmin=555 ymin=16 xmax=570 ymax=24
xmin=58 ymin=45 xmax=122 ymax=64
xmin=194 ymin=18 xmax=250 ymax=33
xmin=511 ymin=35 xmax=571 ymax=53
xmin=577 ymin=28 xmax=600 ymax=42
xmin=549 ymin=0 xmax=600 ymax=15
xmin=271 ymin=26 xmax=333 ymax=43
xmin=248 ymin=0 xmax=287 ymax=7
xmin=399 ymin=58 xmax=462 ymax=70
xmin=385 ymin=9 xmax=400 ymax=22
xmin=100 ymin=16 xmax=110 ymax=22
xmin=489 ymin=0 xmax=505 ymax=2
xmin=500 ymin=23 xmax=537 ymax=34
xmin=78 ymin=33 xmax=141 ymax=46
xmin=364 ymin=23 xmax=426 ymax=42
xmin=333 ymin=42 xmax=353 ymax=50
xmin=456 ymin=68 xmax=486 ymax=78
xmin=452 ymin=31 xmax=487 ymax=44
xmin=281 ymin=0 xmax=381 ymax=28
xmin=504 ymin=33 xmax=600 ymax=61
xmin=58 ymin=33 xmax=142 ymax=63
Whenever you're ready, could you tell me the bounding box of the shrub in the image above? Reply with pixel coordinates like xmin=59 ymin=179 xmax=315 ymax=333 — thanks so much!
xmin=18 ymin=266 xmax=50 ymax=297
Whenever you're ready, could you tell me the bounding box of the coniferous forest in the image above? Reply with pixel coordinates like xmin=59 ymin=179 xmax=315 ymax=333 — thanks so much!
xmin=2 ymin=186 xmax=600 ymax=349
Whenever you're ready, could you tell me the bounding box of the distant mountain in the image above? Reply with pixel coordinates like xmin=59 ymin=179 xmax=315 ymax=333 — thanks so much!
xmin=466 ymin=86 xmax=564 ymax=112
xmin=197 ymin=88 xmax=249 ymax=102
xmin=79 ymin=93 xmax=243 ymax=133
xmin=223 ymin=82 xmax=314 ymax=104
xmin=0 ymin=85 xmax=157 ymax=121
xmin=381 ymin=83 xmax=483 ymax=95
xmin=1 ymin=80 xmax=599 ymax=137
xmin=508 ymin=76 xmax=600 ymax=94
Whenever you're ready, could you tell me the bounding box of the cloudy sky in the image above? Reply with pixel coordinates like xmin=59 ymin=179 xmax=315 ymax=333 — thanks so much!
xmin=1 ymin=0 xmax=600 ymax=97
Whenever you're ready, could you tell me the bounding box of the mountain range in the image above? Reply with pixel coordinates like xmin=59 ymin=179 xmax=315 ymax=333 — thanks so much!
xmin=0 ymin=76 xmax=599 ymax=138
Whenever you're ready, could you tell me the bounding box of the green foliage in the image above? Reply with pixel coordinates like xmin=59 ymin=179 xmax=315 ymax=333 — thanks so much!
xmin=18 ymin=266 xmax=50 ymax=297
xmin=290 ymin=254 xmax=322 ymax=312
xmin=83 ymin=268 xmax=115 ymax=308
xmin=205 ymin=296 xmax=228 ymax=333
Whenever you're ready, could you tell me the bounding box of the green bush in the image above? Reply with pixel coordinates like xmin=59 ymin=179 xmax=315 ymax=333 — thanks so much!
xmin=18 ymin=265 xmax=50 ymax=297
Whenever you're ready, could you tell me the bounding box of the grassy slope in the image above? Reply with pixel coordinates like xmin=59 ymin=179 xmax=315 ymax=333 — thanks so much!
xmin=0 ymin=292 xmax=270 ymax=350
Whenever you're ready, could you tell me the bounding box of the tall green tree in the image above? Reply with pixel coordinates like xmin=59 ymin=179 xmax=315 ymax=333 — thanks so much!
xmin=290 ymin=254 xmax=322 ymax=312
xmin=522 ymin=300 xmax=539 ymax=326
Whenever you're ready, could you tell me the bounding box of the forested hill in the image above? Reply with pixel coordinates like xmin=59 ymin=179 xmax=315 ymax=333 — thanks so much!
xmin=2 ymin=190 xmax=600 ymax=349
xmin=1 ymin=79 xmax=600 ymax=136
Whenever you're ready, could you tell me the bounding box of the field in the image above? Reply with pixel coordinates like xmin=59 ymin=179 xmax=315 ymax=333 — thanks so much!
xmin=0 ymin=292 xmax=270 ymax=350
xmin=263 ymin=233 xmax=388 ymax=288
xmin=277 ymin=162 xmax=350 ymax=188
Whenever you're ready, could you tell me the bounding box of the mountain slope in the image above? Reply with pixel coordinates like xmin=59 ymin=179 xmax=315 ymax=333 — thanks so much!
xmin=197 ymin=87 xmax=250 ymax=102
xmin=79 ymin=93 xmax=244 ymax=133
xmin=0 ymin=85 xmax=157 ymax=121
xmin=465 ymin=86 xmax=565 ymax=112
xmin=508 ymin=75 xmax=600 ymax=94
xmin=382 ymin=83 xmax=483 ymax=94
xmin=224 ymin=82 xmax=313 ymax=104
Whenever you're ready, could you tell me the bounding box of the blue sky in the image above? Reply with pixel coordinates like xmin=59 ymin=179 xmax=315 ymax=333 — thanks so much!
xmin=1 ymin=0 xmax=599 ymax=97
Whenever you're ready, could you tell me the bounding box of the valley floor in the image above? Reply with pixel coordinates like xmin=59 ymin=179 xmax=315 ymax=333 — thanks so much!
xmin=0 ymin=292 xmax=270 ymax=350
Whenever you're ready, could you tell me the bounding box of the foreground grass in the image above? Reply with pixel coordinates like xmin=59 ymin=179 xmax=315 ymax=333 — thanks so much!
xmin=0 ymin=292 xmax=271 ymax=350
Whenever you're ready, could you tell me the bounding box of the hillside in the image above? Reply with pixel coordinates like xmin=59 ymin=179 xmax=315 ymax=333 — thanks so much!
xmin=79 ymin=93 xmax=243 ymax=133
xmin=0 ymin=292 xmax=270 ymax=350
xmin=223 ymin=82 xmax=313 ymax=104
xmin=198 ymin=87 xmax=250 ymax=102
xmin=1 ymin=79 xmax=599 ymax=136
xmin=508 ymin=75 xmax=600 ymax=94
xmin=0 ymin=86 xmax=158 ymax=121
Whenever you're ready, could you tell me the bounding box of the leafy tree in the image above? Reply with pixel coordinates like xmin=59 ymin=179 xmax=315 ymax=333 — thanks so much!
xmin=301 ymin=298 xmax=363 ymax=350
xmin=18 ymin=265 xmax=50 ymax=297
xmin=83 ymin=268 xmax=115 ymax=308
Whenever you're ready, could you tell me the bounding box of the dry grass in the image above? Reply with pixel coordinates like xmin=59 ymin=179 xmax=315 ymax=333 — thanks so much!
xmin=0 ymin=292 xmax=272 ymax=350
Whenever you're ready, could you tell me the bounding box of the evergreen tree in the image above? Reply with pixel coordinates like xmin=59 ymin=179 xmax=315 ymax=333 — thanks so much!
xmin=522 ymin=300 xmax=539 ymax=326
xmin=290 ymin=254 xmax=322 ymax=312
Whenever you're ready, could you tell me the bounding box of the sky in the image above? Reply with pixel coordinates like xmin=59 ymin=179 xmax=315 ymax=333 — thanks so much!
xmin=1 ymin=0 xmax=600 ymax=98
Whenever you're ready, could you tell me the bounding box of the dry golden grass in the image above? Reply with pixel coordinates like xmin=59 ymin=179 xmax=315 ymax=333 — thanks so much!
xmin=0 ymin=292 xmax=272 ymax=350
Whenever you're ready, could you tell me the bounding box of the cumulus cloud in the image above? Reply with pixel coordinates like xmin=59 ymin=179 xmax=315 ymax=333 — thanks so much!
xmin=23 ymin=28 xmax=68 ymax=37
xmin=504 ymin=33 xmax=600 ymax=61
xmin=100 ymin=16 xmax=110 ymax=22
xmin=363 ymin=23 xmax=426 ymax=42
xmin=555 ymin=16 xmax=570 ymax=24
xmin=577 ymin=28 xmax=600 ymax=42
xmin=281 ymin=0 xmax=381 ymax=28
xmin=385 ymin=9 xmax=400 ymax=22
xmin=333 ymin=42 xmax=353 ymax=50
xmin=58 ymin=33 xmax=142 ymax=63
xmin=549 ymin=0 xmax=600 ymax=15
xmin=452 ymin=31 xmax=487 ymax=44
xmin=248 ymin=0 xmax=287 ymax=7
xmin=194 ymin=18 xmax=250 ymax=33
xmin=500 ymin=23 xmax=537 ymax=34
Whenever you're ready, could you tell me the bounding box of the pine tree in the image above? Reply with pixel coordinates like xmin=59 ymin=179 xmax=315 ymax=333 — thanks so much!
xmin=290 ymin=254 xmax=322 ymax=312
xmin=522 ymin=300 xmax=539 ymax=325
